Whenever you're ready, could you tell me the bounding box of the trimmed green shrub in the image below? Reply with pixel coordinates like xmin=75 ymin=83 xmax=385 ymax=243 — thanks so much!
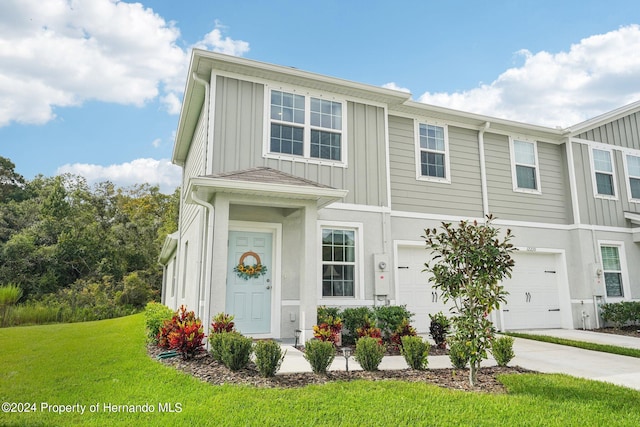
xmin=254 ymin=340 xmax=286 ymax=377
xmin=492 ymin=336 xmax=515 ymax=367
xmin=600 ymin=301 xmax=640 ymax=328
xmin=373 ymin=305 xmax=413 ymax=341
xmin=144 ymin=302 xmax=173 ymax=343
xmin=341 ymin=306 xmax=374 ymax=344
xmin=354 ymin=337 xmax=386 ymax=371
xmin=429 ymin=311 xmax=450 ymax=349
xmin=220 ymin=332 xmax=253 ymax=371
xmin=449 ymin=339 xmax=470 ymax=369
xmin=209 ymin=331 xmax=229 ymax=362
xmin=400 ymin=335 xmax=430 ymax=370
xmin=303 ymin=339 xmax=335 ymax=374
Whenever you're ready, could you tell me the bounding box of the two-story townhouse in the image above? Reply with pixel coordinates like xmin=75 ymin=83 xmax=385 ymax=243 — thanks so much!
xmin=159 ymin=49 xmax=640 ymax=340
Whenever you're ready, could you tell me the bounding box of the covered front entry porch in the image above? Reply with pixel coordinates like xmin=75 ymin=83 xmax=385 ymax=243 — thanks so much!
xmin=186 ymin=167 xmax=347 ymax=341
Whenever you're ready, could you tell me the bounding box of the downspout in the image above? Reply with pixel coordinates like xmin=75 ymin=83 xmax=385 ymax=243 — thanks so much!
xmin=478 ymin=122 xmax=491 ymax=217
xmin=191 ymin=188 xmax=215 ymax=336
xmin=192 ymin=72 xmax=212 ymax=175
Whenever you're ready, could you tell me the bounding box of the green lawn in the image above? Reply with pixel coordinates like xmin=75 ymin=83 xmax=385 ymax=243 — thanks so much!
xmin=1 ymin=315 xmax=639 ymax=426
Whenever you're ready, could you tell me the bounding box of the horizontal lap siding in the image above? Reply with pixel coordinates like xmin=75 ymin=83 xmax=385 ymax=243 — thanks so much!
xmin=389 ymin=115 xmax=483 ymax=217
xmin=485 ymin=134 xmax=570 ymax=224
xmin=573 ymin=143 xmax=637 ymax=226
xmin=212 ymin=76 xmax=388 ymax=206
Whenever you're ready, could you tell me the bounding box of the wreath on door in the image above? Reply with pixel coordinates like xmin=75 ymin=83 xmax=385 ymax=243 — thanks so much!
xmin=234 ymin=251 xmax=268 ymax=280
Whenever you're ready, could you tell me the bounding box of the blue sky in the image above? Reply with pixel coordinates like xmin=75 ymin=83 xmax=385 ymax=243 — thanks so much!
xmin=2 ymin=0 xmax=640 ymax=192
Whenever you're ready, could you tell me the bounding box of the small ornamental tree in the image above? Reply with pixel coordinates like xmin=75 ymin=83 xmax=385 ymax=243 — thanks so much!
xmin=423 ymin=215 xmax=515 ymax=386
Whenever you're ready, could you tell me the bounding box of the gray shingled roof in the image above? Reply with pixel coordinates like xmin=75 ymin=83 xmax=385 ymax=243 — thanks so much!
xmin=202 ymin=167 xmax=334 ymax=189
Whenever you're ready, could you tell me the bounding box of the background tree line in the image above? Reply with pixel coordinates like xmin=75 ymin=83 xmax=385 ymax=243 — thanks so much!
xmin=0 ymin=156 xmax=179 ymax=325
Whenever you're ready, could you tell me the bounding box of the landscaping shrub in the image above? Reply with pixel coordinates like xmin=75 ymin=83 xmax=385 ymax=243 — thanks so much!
xmin=354 ymin=336 xmax=386 ymax=371
xmin=356 ymin=322 xmax=383 ymax=345
xmin=600 ymin=301 xmax=640 ymax=328
xmin=400 ymin=335 xmax=430 ymax=370
xmin=373 ymin=305 xmax=413 ymax=341
xmin=303 ymin=339 xmax=335 ymax=374
xmin=144 ymin=302 xmax=173 ymax=343
xmin=341 ymin=306 xmax=374 ymax=344
xmin=220 ymin=332 xmax=253 ymax=371
xmin=208 ymin=331 xmax=229 ymax=362
xmin=313 ymin=313 xmax=342 ymax=345
xmin=390 ymin=318 xmax=417 ymax=351
xmin=166 ymin=306 xmax=205 ymax=360
xmin=317 ymin=305 xmax=340 ymax=323
xmin=492 ymin=336 xmax=515 ymax=367
xmin=211 ymin=312 xmax=235 ymax=333
xmin=254 ymin=340 xmax=286 ymax=377
xmin=448 ymin=339 xmax=470 ymax=369
xmin=429 ymin=312 xmax=450 ymax=349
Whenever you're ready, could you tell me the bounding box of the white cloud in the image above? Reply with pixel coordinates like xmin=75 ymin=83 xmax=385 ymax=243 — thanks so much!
xmin=418 ymin=25 xmax=640 ymax=127
xmin=0 ymin=0 xmax=249 ymax=126
xmin=57 ymin=158 xmax=181 ymax=193
xmin=151 ymin=138 xmax=161 ymax=148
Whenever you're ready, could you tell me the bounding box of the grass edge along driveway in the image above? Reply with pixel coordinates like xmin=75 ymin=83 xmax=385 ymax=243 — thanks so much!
xmin=1 ymin=314 xmax=639 ymax=426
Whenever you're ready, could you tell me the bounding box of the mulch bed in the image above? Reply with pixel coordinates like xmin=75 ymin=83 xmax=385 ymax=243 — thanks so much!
xmin=147 ymin=345 xmax=531 ymax=393
xmin=592 ymin=326 xmax=640 ymax=337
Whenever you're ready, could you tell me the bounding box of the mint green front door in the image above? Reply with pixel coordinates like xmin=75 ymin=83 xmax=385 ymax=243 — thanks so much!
xmin=227 ymin=231 xmax=273 ymax=334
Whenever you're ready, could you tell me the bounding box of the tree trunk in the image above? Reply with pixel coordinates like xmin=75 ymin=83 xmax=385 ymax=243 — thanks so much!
xmin=469 ymin=361 xmax=479 ymax=387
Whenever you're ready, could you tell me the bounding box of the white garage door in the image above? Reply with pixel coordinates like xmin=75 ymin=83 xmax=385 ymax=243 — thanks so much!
xmin=502 ymin=252 xmax=561 ymax=330
xmin=397 ymin=246 xmax=451 ymax=333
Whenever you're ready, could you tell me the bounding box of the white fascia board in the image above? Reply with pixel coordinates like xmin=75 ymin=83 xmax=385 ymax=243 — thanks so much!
xmin=566 ymin=100 xmax=640 ymax=136
xmin=186 ymin=176 xmax=348 ymax=208
xmin=158 ymin=231 xmax=179 ymax=265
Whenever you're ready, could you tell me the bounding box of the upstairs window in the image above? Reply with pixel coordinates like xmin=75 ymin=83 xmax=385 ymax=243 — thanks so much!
xmin=592 ymin=149 xmax=615 ymax=197
xmin=626 ymin=154 xmax=640 ymax=200
xmin=600 ymin=245 xmax=623 ymax=297
xmin=268 ymin=89 xmax=344 ymax=163
xmin=416 ymin=122 xmax=449 ymax=182
xmin=321 ymin=228 xmax=355 ymax=297
xmin=511 ymin=139 xmax=540 ymax=192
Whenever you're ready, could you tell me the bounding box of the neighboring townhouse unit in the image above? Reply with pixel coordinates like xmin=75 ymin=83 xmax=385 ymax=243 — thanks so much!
xmin=159 ymin=49 xmax=640 ymax=341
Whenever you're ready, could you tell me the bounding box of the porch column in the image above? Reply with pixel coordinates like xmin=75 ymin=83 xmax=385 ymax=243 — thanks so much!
xmin=299 ymin=201 xmax=318 ymax=343
xmin=209 ymin=194 xmax=230 ymax=321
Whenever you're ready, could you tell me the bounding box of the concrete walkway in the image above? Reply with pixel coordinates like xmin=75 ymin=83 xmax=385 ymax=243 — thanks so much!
xmin=278 ymin=330 xmax=640 ymax=391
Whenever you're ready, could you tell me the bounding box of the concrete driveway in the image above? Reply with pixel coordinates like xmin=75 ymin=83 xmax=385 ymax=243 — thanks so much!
xmin=509 ymin=329 xmax=640 ymax=391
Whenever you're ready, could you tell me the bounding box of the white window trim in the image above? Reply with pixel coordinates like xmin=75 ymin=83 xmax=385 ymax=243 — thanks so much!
xmin=589 ymin=147 xmax=618 ymax=200
xmin=263 ymin=84 xmax=348 ymax=168
xmin=623 ymin=153 xmax=640 ymax=204
xmin=509 ymin=138 xmax=542 ymax=194
xmin=414 ymin=120 xmax=451 ymax=184
xmin=317 ymin=221 xmax=365 ymax=303
xmin=598 ymin=240 xmax=631 ymax=301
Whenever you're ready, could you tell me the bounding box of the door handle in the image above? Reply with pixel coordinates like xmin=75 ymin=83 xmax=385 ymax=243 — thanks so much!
xmin=266 ymin=285 xmax=272 ymax=290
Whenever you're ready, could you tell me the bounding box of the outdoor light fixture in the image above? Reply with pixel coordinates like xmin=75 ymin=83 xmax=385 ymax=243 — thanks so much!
xmin=294 ymin=329 xmax=301 ymax=348
xmin=341 ymin=347 xmax=352 ymax=372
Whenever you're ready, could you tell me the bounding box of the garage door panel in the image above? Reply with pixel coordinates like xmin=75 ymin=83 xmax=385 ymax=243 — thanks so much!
xmin=397 ymin=246 xmax=451 ymax=333
xmin=502 ymin=252 xmax=561 ymax=330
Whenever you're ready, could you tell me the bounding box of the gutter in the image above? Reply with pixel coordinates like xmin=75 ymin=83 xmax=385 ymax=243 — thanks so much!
xmin=478 ymin=122 xmax=491 ymax=217
xmin=190 ymin=188 xmax=215 ymax=333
